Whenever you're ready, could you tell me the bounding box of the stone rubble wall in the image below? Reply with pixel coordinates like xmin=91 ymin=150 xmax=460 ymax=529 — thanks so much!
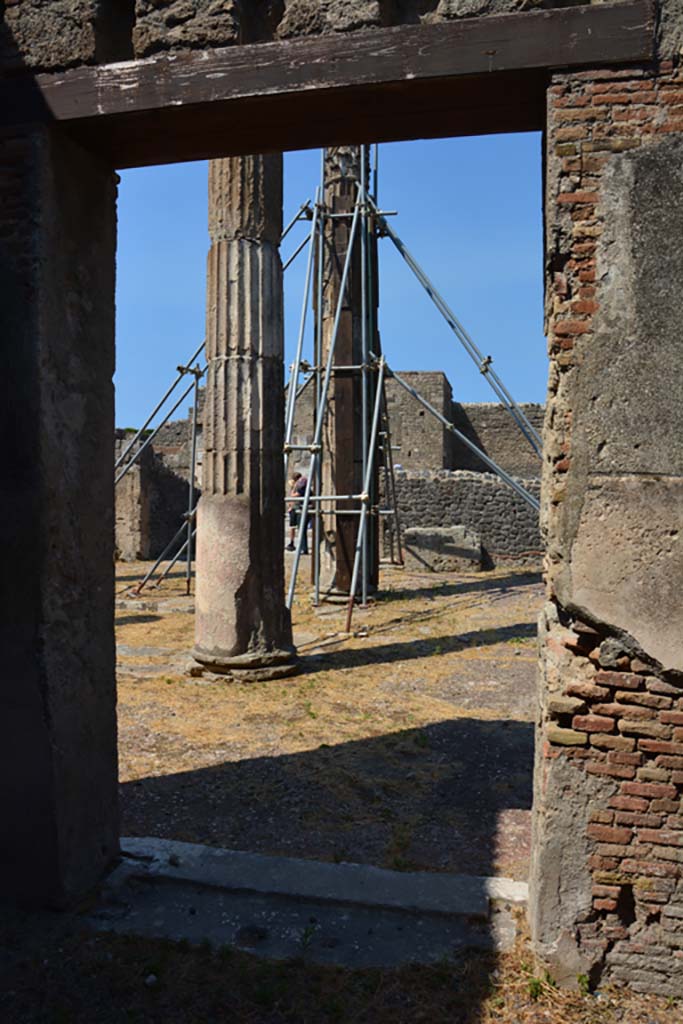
xmin=0 ymin=1 xmax=135 ymax=73
xmin=386 ymin=469 xmax=542 ymax=567
xmin=1 ymin=0 xmax=602 ymax=73
xmin=531 ymin=56 xmax=683 ymax=994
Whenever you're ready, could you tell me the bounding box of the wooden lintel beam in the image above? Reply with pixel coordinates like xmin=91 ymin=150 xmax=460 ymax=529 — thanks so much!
xmin=1 ymin=1 xmax=654 ymax=167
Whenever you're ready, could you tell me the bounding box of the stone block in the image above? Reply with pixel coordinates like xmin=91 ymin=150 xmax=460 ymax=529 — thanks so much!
xmin=133 ymin=0 xmax=242 ymax=56
xmin=402 ymin=525 xmax=482 ymax=572
xmin=547 ymin=695 xmax=586 ymax=717
xmin=547 ymin=726 xmax=587 ymax=746
xmin=1 ymin=1 xmax=133 ymax=72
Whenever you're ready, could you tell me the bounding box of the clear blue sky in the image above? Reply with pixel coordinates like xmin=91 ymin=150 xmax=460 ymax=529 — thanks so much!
xmin=115 ymin=133 xmax=546 ymax=429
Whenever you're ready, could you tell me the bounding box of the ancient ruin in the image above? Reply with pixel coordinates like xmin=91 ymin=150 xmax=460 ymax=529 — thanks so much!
xmin=115 ymin=379 xmax=544 ymax=569
xmin=2 ymin=0 xmax=682 ymax=1001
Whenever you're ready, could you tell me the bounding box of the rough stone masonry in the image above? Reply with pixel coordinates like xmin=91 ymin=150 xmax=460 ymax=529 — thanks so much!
xmin=1 ymin=0 xmax=682 ymax=1003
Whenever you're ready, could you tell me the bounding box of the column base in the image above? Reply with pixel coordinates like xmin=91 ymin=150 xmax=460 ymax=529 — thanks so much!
xmin=190 ymin=645 xmax=298 ymax=682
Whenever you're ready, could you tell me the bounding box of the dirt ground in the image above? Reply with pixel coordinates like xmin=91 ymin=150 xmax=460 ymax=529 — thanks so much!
xmin=1 ymin=908 xmax=677 ymax=1024
xmin=2 ymin=564 xmax=678 ymax=1024
xmin=116 ymin=560 xmax=542 ymax=881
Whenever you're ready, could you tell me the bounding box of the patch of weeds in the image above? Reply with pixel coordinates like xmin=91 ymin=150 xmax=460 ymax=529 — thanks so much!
xmin=414 ymin=731 xmax=429 ymax=749
xmin=525 ymin=965 xmax=557 ymax=1001
xmin=299 ymin=922 xmax=318 ymax=953
xmin=577 ymin=973 xmax=590 ymax=995
xmin=303 ymin=701 xmax=317 ymax=719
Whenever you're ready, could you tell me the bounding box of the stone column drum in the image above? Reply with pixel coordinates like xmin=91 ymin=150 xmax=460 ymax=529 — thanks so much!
xmin=193 ymin=155 xmax=296 ymax=679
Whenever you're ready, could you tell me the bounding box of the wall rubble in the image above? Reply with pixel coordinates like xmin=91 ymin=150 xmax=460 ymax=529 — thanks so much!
xmin=388 ymin=470 xmax=541 ymax=567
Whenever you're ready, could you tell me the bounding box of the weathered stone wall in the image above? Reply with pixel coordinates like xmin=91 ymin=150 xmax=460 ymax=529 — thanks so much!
xmin=0 ymin=122 xmax=119 ymax=905
xmin=451 ymin=402 xmax=545 ymax=478
xmin=531 ymin=57 xmax=683 ymax=994
xmin=1 ymin=1 xmax=134 ymax=72
xmin=115 ymin=432 xmax=152 ymax=560
xmin=388 ymin=470 xmax=542 ymax=566
xmin=114 ymin=425 xmax=198 ymax=560
xmin=385 ymin=371 xmax=453 ymax=471
xmin=290 ymin=373 xmax=545 ymax=476
xmin=1 ymin=0 xmax=602 ymax=73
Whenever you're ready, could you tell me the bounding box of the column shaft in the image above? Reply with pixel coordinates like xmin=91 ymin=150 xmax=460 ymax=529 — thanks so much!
xmin=194 ymin=154 xmax=295 ymax=677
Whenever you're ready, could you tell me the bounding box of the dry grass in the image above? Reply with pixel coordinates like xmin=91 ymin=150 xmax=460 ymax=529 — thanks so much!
xmin=0 ymin=909 xmax=676 ymax=1024
xmin=116 ymin=562 xmax=541 ymax=877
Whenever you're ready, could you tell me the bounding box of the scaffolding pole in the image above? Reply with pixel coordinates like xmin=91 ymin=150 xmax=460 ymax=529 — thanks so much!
xmin=370 ymin=198 xmax=543 ymax=458
xmin=284 ymin=146 xmax=398 ymax=614
xmin=185 ymin=367 xmax=201 ymax=595
xmin=388 ymin=368 xmax=540 ymax=512
xmin=345 ymin=356 xmax=386 ymax=631
xmin=286 ymin=196 xmax=362 ymax=609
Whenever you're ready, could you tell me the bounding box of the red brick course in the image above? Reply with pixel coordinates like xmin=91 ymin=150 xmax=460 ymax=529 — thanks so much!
xmin=543 ymin=59 xmax=683 ymax=991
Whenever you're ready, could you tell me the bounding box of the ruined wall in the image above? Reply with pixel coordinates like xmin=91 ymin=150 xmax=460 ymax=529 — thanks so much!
xmin=115 ymin=432 xmax=152 ymax=560
xmin=389 ymin=470 xmax=541 ymax=566
xmin=114 ymin=425 xmax=197 ymax=560
xmin=290 ymin=373 xmax=544 ymax=476
xmin=385 ymin=371 xmax=453 ymax=471
xmin=1 ymin=0 xmax=600 ymax=72
xmin=0 ymin=1 xmax=134 ymax=72
xmin=531 ymin=56 xmax=683 ymax=993
xmin=451 ymin=402 xmax=544 ymax=478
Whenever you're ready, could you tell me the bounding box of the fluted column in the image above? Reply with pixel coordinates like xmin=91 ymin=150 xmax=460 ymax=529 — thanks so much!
xmin=193 ymin=154 xmax=296 ymax=679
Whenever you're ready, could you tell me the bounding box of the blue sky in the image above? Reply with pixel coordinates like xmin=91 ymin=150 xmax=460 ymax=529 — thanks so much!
xmin=115 ymin=133 xmax=546 ymax=429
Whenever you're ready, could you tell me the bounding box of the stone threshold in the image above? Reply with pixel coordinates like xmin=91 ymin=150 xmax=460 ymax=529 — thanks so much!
xmin=118 ymin=837 xmax=527 ymax=920
xmin=90 ymin=838 xmax=528 ymax=967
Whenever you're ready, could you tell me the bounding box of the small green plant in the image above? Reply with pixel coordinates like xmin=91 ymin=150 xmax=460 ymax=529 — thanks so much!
xmin=303 ymin=701 xmax=317 ymax=719
xmin=414 ymin=731 xmax=429 ymax=749
xmin=527 ymin=975 xmax=543 ymax=1000
xmin=577 ymin=972 xmax=590 ymax=995
xmin=299 ymin=923 xmax=317 ymax=952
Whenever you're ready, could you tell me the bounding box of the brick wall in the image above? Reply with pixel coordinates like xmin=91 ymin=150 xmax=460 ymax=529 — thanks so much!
xmin=538 ymin=610 xmax=683 ymax=995
xmin=532 ymin=58 xmax=683 ymax=994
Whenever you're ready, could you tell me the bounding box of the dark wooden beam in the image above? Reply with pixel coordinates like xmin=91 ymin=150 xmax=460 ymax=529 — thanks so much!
xmin=2 ymin=1 xmax=654 ymax=167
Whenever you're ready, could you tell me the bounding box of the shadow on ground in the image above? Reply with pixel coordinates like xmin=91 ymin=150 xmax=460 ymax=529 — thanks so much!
xmin=374 ymin=570 xmax=542 ymax=604
xmin=303 ymin=621 xmax=537 ymax=672
xmin=115 ymin=613 xmax=163 ymax=626
xmin=121 ymin=717 xmax=533 ymax=879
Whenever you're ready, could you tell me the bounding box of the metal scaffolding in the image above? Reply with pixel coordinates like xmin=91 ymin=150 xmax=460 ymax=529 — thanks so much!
xmin=117 ymin=200 xmax=316 ymax=595
xmin=283 ymin=144 xmax=541 ymax=628
xmin=119 ymin=148 xmax=540 ymax=615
